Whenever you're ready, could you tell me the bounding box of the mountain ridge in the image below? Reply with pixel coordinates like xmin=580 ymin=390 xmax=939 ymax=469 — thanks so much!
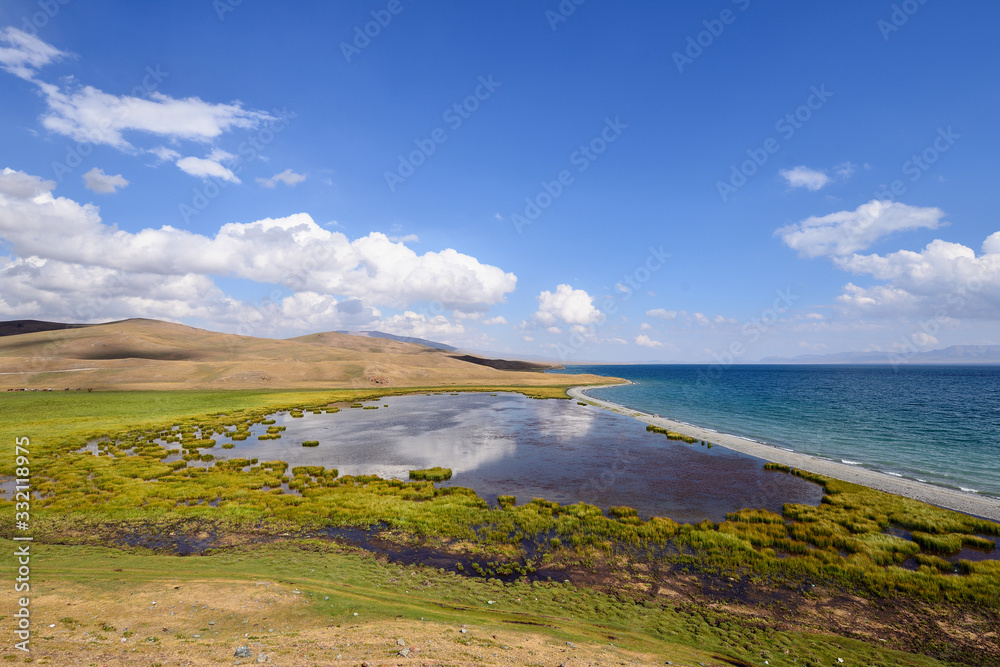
xmin=760 ymin=344 xmax=1000 ymax=364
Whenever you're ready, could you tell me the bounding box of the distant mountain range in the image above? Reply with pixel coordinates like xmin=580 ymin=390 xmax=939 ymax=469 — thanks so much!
xmin=760 ymin=345 xmax=1000 ymax=364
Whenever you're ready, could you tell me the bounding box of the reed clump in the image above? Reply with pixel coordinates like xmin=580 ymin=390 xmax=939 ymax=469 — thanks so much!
xmin=645 ymin=424 xmax=698 ymax=444
xmin=409 ymin=467 xmax=453 ymax=482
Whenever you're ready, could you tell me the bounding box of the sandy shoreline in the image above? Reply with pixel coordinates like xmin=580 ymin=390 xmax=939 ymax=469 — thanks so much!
xmin=569 ymin=384 xmax=1000 ymax=523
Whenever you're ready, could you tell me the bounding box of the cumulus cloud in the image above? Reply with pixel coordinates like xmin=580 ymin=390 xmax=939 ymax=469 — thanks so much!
xmin=645 ymin=308 xmax=677 ymax=320
xmin=482 ymin=316 xmax=508 ymax=325
xmin=635 ymin=334 xmax=663 ymax=349
xmin=257 ymin=169 xmax=306 ymax=188
xmin=0 ymin=167 xmax=53 ymax=198
xmin=0 ymin=167 xmax=517 ymax=313
xmin=176 ymin=155 xmax=240 ymax=183
xmin=776 ymin=200 xmax=946 ymax=257
xmin=532 ymin=284 xmax=602 ymax=326
xmin=834 ymin=233 xmax=1000 ymax=318
xmin=378 ymin=311 xmax=465 ymax=340
xmin=780 ymin=166 xmax=830 ymax=191
xmin=82 ymin=167 xmax=128 ymax=194
xmin=0 ymin=253 xmax=393 ymax=336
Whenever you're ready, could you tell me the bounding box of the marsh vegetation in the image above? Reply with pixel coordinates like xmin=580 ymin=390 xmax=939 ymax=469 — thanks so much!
xmin=2 ymin=386 xmax=998 ymax=665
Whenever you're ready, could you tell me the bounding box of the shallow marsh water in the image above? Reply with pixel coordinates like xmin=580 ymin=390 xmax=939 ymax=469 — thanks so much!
xmin=209 ymin=392 xmax=823 ymax=523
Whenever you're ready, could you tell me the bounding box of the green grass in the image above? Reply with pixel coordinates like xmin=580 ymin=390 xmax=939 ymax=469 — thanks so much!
xmin=29 ymin=541 xmax=956 ymax=667
xmin=302 ymin=440 xmax=319 ymax=447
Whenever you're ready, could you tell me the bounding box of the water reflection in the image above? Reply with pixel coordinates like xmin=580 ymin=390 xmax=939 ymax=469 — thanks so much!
xmin=213 ymin=392 xmax=823 ymax=523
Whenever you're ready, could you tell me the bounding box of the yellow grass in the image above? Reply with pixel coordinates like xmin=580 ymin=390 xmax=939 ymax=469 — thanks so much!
xmin=0 ymin=318 xmax=617 ymax=391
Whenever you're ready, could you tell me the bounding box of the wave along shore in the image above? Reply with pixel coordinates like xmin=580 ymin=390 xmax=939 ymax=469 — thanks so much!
xmin=568 ymin=384 xmax=1000 ymax=522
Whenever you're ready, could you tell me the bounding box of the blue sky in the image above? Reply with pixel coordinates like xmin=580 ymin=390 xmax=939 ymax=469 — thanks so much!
xmin=1 ymin=0 xmax=998 ymax=362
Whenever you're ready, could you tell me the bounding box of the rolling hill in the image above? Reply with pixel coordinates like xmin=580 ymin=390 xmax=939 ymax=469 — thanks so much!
xmin=0 ymin=318 xmax=604 ymax=391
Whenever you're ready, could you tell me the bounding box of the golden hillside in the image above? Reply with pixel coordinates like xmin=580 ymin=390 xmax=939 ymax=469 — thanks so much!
xmin=0 ymin=318 xmax=606 ymax=391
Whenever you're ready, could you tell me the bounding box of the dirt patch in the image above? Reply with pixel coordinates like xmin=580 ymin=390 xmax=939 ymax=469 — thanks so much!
xmin=21 ymin=580 xmax=677 ymax=666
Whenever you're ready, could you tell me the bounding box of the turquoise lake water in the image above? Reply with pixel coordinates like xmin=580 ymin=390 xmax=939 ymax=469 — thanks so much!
xmin=554 ymin=365 xmax=1000 ymax=499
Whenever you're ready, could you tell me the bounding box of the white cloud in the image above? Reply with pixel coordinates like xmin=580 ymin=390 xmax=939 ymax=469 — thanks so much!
xmin=149 ymin=146 xmax=181 ymax=162
xmin=0 ymin=27 xmax=68 ymax=79
xmin=645 ymin=308 xmax=677 ymax=320
xmin=532 ymin=284 xmax=602 ymax=326
xmin=639 ymin=322 xmax=652 ymax=331
xmin=388 ymin=234 xmax=419 ymax=243
xmin=82 ymin=167 xmax=128 ymax=194
xmin=482 ymin=316 xmax=508 ymax=325
xmin=257 ymin=169 xmax=307 ymax=189
xmin=39 ymin=86 xmax=274 ymax=152
xmin=776 ymin=200 xmax=946 ymax=258
xmin=377 ymin=311 xmax=464 ymax=340
xmin=0 ymin=29 xmax=274 ymax=158
xmin=0 ymin=167 xmax=53 ymax=198
xmin=0 ymin=167 xmax=517 ymax=313
xmin=780 ymin=166 xmax=830 ymax=191
xmin=176 ymin=153 xmax=241 ymax=183
xmin=0 ymin=253 xmax=392 ymax=336
xmin=834 ymin=162 xmax=856 ymax=179
xmin=834 ymin=233 xmax=1000 ymax=318
xmin=635 ymin=334 xmax=664 ymax=349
